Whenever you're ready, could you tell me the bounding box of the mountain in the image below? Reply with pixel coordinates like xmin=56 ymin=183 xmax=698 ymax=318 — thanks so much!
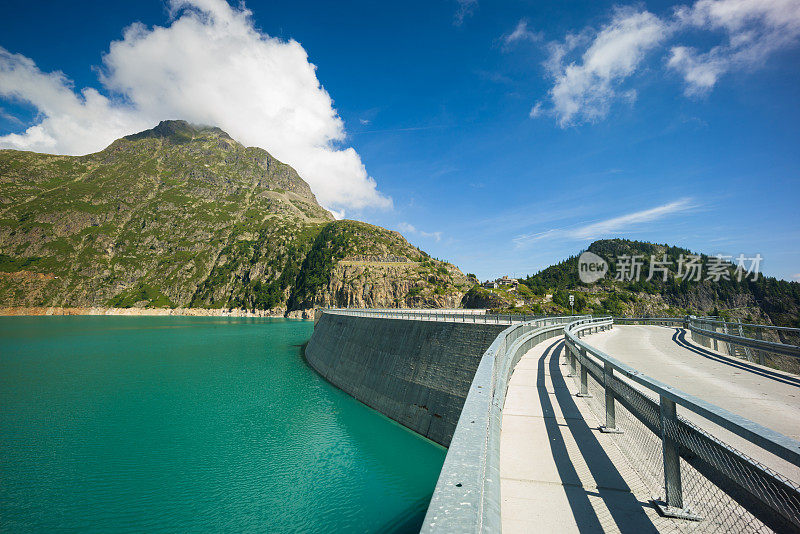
xmin=0 ymin=120 xmax=467 ymax=315
xmin=465 ymin=239 xmax=800 ymax=328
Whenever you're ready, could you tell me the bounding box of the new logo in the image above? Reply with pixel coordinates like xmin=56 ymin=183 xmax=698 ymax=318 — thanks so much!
xmin=578 ymin=251 xmax=608 ymax=284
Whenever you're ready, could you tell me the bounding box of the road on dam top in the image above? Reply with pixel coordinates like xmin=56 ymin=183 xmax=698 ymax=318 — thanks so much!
xmin=583 ymin=325 xmax=800 ymax=483
xmin=500 ymin=325 xmax=800 ymax=533
xmin=500 ymin=338 xmax=674 ymax=533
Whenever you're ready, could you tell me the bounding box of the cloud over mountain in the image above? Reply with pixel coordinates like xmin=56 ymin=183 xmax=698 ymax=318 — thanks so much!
xmin=0 ymin=0 xmax=391 ymax=214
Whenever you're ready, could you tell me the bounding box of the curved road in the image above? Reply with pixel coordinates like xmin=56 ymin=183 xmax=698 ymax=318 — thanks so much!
xmin=583 ymin=325 xmax=800 ymax=483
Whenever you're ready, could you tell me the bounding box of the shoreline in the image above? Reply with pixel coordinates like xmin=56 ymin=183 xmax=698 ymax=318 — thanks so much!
xmin=0 ymin=307 xmax=313 ymax=319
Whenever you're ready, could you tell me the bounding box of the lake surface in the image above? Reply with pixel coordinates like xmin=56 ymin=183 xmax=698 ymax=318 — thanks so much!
xmin=0 ymin=316 xmax=445 ymax=533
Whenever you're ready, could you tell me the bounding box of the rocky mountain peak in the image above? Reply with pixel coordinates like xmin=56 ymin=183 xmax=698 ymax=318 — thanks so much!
xmin=123 ymin=120 xmax=233 ymax=144
xmin=0 ymin=122 xmax=468 ymax=314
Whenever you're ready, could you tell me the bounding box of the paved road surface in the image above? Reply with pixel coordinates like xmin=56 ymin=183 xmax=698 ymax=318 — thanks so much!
xmin=500 ymin=337 xmax=678 ymax=533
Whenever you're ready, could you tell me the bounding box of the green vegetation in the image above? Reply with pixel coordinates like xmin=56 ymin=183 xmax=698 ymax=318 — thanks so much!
xmin=516 ymin=239 xmax=800 ymax=327
xmin=0 ymin=121 xmax=465 ymax=312
xmin=460 ymin=239 xmax=798 ymax=327
xmin=0 ymin=253 xmax=41 ymax=272
xmin=287 ymin=223 xmax=352 ymax=309
xmin=107 ymin=282 xmax=175 ymax=308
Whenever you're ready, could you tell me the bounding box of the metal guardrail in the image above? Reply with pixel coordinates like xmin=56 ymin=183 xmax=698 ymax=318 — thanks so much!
xmin=695 ymin=317 xmax=800 ymax=337
xmin=564 ymin=317 xmax=800 ymax=532
xmin=338 ymin=307 xmax=489 ymax=315
xmin=324 ymin=307 xmax=552 ymax=325
xmin=614 ymin=316 xmax=686 ymax=327
xmin=422 ymin=315 xmax=588 ymax=533
xmin=689 ymin=317 xmax=800 ymax=373
xmin=690 ymin=323 xmax=800 ymax=358
xmin=611 ymin=315 xmax=800 ymax=372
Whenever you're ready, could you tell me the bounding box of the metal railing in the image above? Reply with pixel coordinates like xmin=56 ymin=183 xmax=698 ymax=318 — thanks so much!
xmin=324 ymin=307 xmax=552 ymax=325
xmin=692 ymin=317 xmax=800 ymax=345
xmin=336 ymin=307 xmax=489 ymax=315
xmin=689 ymin=317 xmax=800 ymax=373
xmin=564 ymin=317 xmax=800 ymax=532
xmin=422 ymin=315 xmax=588 ymax=533
xmin=614 ymin=316 xmax=687 ymax=327
xmin=610 ymin=315 xmax=800 ymax=374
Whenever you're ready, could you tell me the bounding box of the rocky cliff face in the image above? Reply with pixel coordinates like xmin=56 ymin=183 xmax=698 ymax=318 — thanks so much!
xmin=0 ymin=121 xmax=467 ymax=314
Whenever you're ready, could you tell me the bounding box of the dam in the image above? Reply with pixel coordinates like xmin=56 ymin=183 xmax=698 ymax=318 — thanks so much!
xmin=306 ymin=308 xmax=510 ymax=446
xmin=306 ymin=309 xmax=800 ymax=533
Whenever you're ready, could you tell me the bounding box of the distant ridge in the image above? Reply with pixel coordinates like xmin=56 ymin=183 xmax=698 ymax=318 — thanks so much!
xmin=464 ymin=238 xmax=800 ymax=327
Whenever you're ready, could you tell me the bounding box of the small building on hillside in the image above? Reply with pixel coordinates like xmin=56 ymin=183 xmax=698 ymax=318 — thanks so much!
xmin=483 ymin=280 xmax=499 ymax=289
xmin=496 ymin=276 xmax=519 ymax=287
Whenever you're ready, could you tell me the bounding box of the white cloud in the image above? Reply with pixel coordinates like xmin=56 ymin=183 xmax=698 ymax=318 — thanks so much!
xmin=567 ymin=198 xmax=695 ymax=239
xmin=398 ymin=222 xmax=442 ymax=242
xmin=0 ymin=0 xmax=391 ymax=214
xmin=0 ymin=48 xmax=152 ymax=153
xmin=541 ymin=7 xmax=670 ymax=126
xmin=535 ymin=0 xmax=800 ymax=123
xmin=669 ymin=0 xmax=800 ymax=94
xmin=504 ymin=19 xmax=542 ymax=47
xmin=667 ymin=46 xmax=727 ymax=93
xmin=454 ymin=0 xmax=478 ymax=26
xmin=514 ymin=198 xmax=695 ymax=247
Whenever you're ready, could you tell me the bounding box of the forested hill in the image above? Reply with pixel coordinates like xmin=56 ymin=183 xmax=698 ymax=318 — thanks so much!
xmin=469 ymin=239 xmax=799 ymax=327
xmin=0 ymin=121 xmax=467 ymax=314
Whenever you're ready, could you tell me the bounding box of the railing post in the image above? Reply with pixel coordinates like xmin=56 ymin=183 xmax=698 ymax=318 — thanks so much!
xmin=712 ymin=322 xmax=719 ymax=351
xmin=567 ymin=343 xmax=577 ymax=377
xmin=660 ymin=396 xmax=682 ymax=507
xmin=655 ymin=396 xmax=701 ymax=520
xmin=600 ymin=361 xmax=622 ymax=433
xmin=577 ymin=348 xmax=591 ymax=397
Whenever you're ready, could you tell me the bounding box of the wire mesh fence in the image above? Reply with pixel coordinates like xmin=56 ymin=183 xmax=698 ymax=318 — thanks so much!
xmin=565 ymin=320 xmax=800 ymax=533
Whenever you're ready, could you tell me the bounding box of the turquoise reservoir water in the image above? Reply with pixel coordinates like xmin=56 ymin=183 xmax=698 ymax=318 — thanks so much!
xmin=0 ymin=316 xmax=445 ymax=533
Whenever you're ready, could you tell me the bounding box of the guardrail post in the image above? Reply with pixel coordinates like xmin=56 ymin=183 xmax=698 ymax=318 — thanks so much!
xmin=660 ymin=396 xmax=682 ymax=508
xmin=712 ymin=323 xmax=719 ymax=351
xmin=655 ymin=396 xmax=701 ymax=521
xmin=577 ymin=348 xmax=591 ymax=397
xmin=567 ymin=343 xmax=577 ymax=377
xmin=755 ymin=329 xmax=765 ymax=365
xmin=600 ymin=361 xmax=622 ymax=433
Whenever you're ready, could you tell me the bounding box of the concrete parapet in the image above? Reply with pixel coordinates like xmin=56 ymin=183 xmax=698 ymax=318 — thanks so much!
xmin=421 ymin=321 xmax=567 ymax=533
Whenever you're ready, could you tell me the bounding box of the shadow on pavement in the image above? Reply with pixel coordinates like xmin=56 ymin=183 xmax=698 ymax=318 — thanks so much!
xmin=535 ymin=338 xmax=658 ymax=532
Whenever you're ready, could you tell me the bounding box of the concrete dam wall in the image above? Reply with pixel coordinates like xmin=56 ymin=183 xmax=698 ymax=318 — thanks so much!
xmin=305 ymin=312 xmax=507 ymax=446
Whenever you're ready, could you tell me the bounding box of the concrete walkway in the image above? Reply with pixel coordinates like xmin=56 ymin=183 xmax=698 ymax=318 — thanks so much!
xmin=584 ymin=325 xmax=800 ymax=483
xmin=500 ymin=338 xmax=674 ymax=533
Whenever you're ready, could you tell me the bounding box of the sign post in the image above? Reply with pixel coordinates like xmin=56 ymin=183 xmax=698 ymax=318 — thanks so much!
xmin=569 ymin=294 xmax=575 ymax=315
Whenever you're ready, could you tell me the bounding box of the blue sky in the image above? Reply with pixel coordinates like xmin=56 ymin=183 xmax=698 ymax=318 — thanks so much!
xmin=1 ymin=0 xmax=799 ymax=280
